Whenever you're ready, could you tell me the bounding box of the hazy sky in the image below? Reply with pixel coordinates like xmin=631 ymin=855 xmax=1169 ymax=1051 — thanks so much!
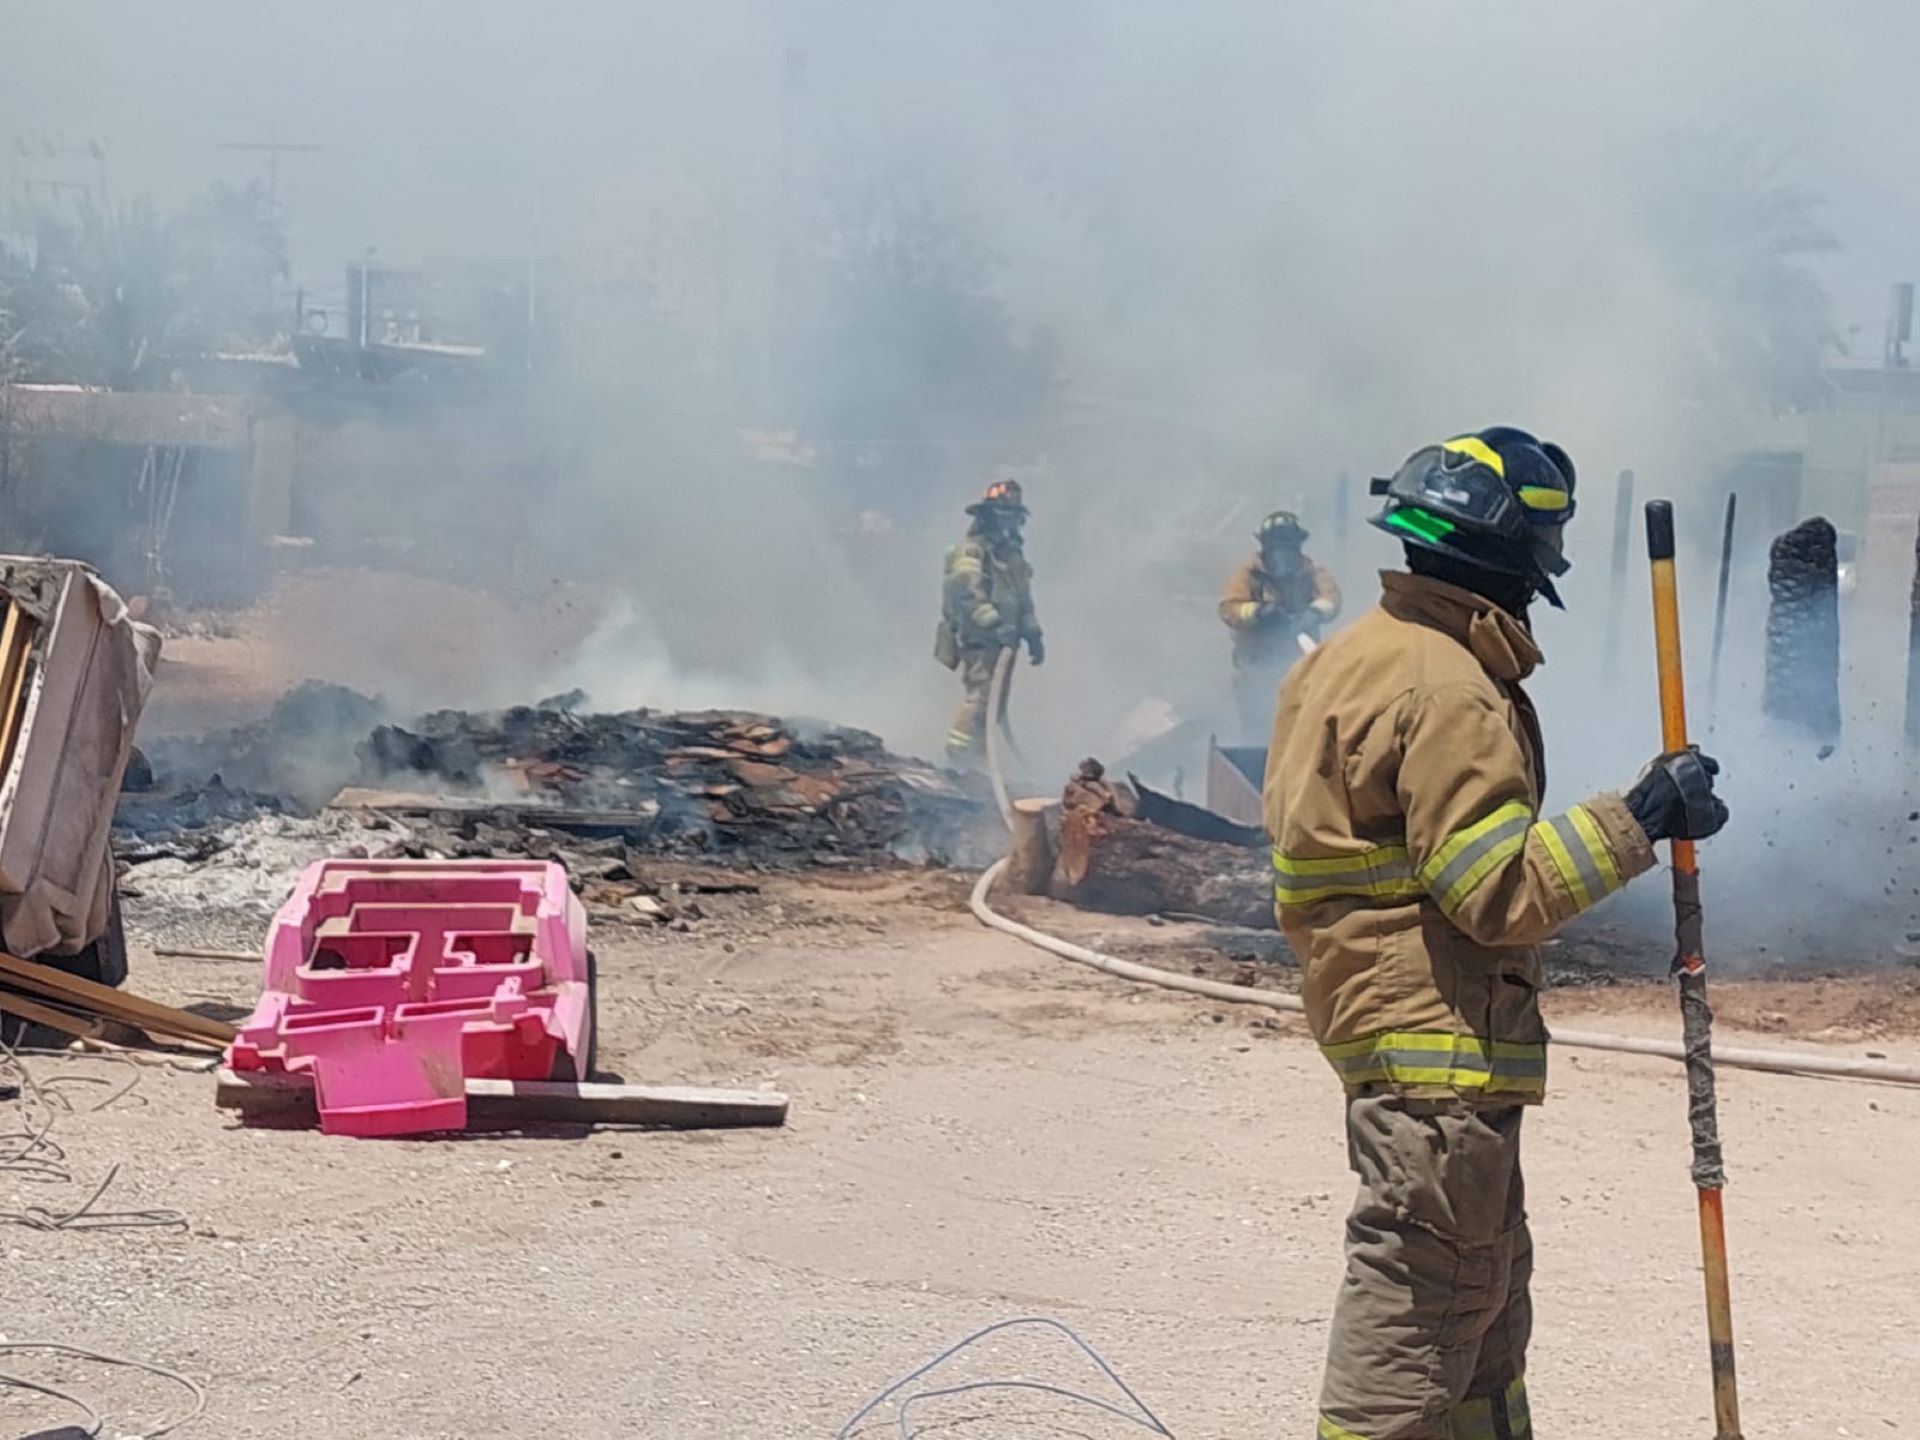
xmin=2 ymin=0 xmax=1916 ymax=340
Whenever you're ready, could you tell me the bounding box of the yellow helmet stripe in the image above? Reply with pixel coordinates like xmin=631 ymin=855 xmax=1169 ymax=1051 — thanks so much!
xmin=1440 ymin=435 xmax=1505 ymax=476
xmin=1516 ymin=485 xmax=1572 ymax=512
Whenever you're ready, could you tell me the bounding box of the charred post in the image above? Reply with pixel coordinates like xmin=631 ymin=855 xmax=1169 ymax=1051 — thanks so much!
xmin=1706 ymin=491 xmax=1737 ymax=734
xmin=1763 ymin=517 xmax=1841 ymax=744
xmin=1603 ymin=469 xmax=1635 ymax=681
xmin=1907 ymin=516 xmax=1920 ymax=749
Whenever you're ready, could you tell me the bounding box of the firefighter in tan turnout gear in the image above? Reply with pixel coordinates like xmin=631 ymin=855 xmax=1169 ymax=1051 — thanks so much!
xmin=1263 ymin=429 xmax=1730 ymax=1439
xmin=937 ymin=478 xmax=1042 ymax=764
xmin=1219 ymin=509 xmax=1342 ymax=740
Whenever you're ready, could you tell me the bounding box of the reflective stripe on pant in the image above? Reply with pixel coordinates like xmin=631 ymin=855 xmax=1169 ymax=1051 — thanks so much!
xmin=947 ymin=648 xmax=1012 ymax=760
xmin=1318 ymin=1094 xmax=1533 ymax=1439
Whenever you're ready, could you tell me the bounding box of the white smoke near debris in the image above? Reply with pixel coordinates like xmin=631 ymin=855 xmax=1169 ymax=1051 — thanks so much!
xmin=10 ymin=0 xmax=1920 ymax=957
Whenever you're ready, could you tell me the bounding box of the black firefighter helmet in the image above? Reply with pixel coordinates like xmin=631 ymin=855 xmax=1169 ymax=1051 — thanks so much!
xmin=1257 ymin=509 xmax=1309 ymax=548
xmin=1368 ymin=428 xmax=1577 ymax=607
xmin=966 ymin=476 xmax=1028 ymax=520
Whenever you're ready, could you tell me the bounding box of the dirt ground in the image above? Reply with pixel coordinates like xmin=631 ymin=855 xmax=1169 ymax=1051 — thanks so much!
xmin=6 ymin=868 xmax=1920 ymax=1440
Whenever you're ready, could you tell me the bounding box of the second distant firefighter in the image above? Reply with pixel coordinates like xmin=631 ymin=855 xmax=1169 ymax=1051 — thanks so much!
xmin=1219 ymin=509 xmax=1341 ymax=740
xmin=936 ymin=477 xmax=1043 ymax=764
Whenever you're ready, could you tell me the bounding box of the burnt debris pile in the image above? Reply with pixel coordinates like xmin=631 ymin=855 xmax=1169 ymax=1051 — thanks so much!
xmin=358 ymin=703 xmax=984 ymax=864
xmin=117 ymin=688 xmax=989 ymax=870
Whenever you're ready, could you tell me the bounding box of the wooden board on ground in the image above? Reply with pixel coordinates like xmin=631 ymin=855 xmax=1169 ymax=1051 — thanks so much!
xmin=215 ymin=1068 xmax=790 ymax=1132
xmin=0 ymin=952 xmax=236 ymax=1046
xmin=328 ymin=786 xmax=660 ymax=832
xmin=0 ymin=988 xmax=110 ymax=1042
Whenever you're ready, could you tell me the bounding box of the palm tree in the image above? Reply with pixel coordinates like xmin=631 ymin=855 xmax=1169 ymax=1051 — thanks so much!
xmin=0 ymin=182 xmax=288 ymax=387
xmin=1648 ymin=133 xmax=1839 ymax=416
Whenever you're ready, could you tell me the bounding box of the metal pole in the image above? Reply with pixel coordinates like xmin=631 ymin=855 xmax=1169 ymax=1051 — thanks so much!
xmin=1906 ymin=514 xmax=1920 ymax=750
xmin=1644 ymin=499 xmax=1743 ymax=1440
xmin=1706 ymin=492 xmax=1737 ymax=735
xmin=1604 ymin=469 xmax=1635 ymax=680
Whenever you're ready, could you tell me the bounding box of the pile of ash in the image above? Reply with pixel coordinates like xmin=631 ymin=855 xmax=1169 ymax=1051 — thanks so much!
xmin=116 ymin=685 xmax=994 ymax=879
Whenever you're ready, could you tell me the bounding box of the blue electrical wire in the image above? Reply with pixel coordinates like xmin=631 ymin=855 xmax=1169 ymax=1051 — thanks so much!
xmin=834 ymin=1315 xmax=1175 ymax=1439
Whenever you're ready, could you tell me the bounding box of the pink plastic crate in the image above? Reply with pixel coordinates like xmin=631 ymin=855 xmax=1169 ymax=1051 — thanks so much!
xmin=227 ymin=859 xmax=593 ymax=1137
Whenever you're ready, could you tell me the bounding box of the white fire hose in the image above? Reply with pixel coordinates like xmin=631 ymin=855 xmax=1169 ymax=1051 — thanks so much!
xmin=969 ymin=861 xmax=1920 ymax=1087
xmin=971 ymin=656 xmax=1920 ymax=1088
xmin=983 ymin=647 xmax=1020 ymax=829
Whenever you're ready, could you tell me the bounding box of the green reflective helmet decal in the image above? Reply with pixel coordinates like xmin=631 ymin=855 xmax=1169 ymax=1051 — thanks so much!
xmin=1385 ymin=507 xmax=1457 ymax=544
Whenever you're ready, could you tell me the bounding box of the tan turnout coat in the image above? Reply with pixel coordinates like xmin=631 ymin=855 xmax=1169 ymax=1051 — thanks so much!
xmin=1218 ymin=553 xmax=1342 ymax=669
xmin=1262 ymin=571 xmax=1655 ymax=1103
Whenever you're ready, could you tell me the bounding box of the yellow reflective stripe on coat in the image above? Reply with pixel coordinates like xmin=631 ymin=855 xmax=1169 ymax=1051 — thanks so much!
xmin=1535 ymin=803 xmax=1623 ymax=911
xmin=969 ymin=603 xmax=1001 ymax=629
xmin=1320 ymin=1031 xmax=1546 ymax=1096
xmin=1272 ymin=843 xmax=1422 ymax=907
xmin=1445 ymin=1377 xmax=1531 ymax=1440
xmin=1418 ymin=800 xmax=1532 ymax=914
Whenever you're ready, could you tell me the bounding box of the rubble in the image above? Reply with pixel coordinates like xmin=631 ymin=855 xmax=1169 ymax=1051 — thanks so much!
xmin=357 ymin=702 xmax=987 ymax=864
xmin=115 ymin=688 xmax=995 ymax=935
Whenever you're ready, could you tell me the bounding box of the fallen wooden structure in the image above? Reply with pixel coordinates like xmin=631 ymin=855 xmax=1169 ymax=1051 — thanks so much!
xmin=215 ymin=1067 xmax=789 ymax=1132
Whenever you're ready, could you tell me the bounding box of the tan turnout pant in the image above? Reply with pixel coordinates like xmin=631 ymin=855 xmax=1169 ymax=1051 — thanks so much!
xmin=1317 ymin=1094 xmax=1533 ymax=1440
xmin=946 ymin=647 xmax=1012 ymax=763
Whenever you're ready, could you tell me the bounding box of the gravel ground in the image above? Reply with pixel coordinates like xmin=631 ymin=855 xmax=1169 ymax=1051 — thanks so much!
xmin=4 ymin=870 xmax=1918 ymax=1439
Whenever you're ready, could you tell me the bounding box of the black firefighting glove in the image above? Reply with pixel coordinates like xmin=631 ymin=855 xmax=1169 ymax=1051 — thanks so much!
xmin=1026 ymin=633 xmax=1045 ymax=667
xmin=1626 ymin=747 xmax=1729 ymax=842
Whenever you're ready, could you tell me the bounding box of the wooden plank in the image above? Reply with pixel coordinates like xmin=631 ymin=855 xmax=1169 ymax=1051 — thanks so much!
xmin=0 ymin=988 xmax=111 ymax=1042
xmin=215 ymin=1068 xmax=789 ymax=1131
xmin=0 ymin=612 xmax=35 ymax=779
xmin=0 ymin=602 xmax=24 ymax=774
xmin=327 ymin=786 xmax=660 ymax=832
xmin=0 ymin=953 xmax=237 ymax=1045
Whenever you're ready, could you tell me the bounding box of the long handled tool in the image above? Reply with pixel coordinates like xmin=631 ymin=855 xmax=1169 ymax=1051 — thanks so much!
xmin=1644 ymin=499 xmax=1743 ymax=1439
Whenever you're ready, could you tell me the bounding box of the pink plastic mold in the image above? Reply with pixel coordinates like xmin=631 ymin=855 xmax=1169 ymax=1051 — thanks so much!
xmin=226 ymin=859 xmax=593 ymax=1137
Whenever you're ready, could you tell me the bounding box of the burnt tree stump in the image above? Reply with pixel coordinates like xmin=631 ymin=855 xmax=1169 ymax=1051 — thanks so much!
xmin=1763 ymin=517 xmax=1841 ymax=744
xmin=1053 ymin=807 xmax=1276 ymax=929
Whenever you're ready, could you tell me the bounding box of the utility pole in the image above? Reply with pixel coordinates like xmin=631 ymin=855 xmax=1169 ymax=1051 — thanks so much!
xmin=8 ymin=134 xmax=109 ymax=247
xmin=217 ymin=133 xmax=323 ymax=203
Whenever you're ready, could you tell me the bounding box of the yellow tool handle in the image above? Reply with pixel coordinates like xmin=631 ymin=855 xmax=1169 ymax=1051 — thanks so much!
xmin=1644 ymin=497 xmax=1743 ymax=1440
xmin=1645 ymin=500 xmax=1697 ymax=878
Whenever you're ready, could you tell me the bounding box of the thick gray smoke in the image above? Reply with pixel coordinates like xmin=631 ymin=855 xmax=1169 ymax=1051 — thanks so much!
xmin=7 ymin=1 xmax=1920 ymax=959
